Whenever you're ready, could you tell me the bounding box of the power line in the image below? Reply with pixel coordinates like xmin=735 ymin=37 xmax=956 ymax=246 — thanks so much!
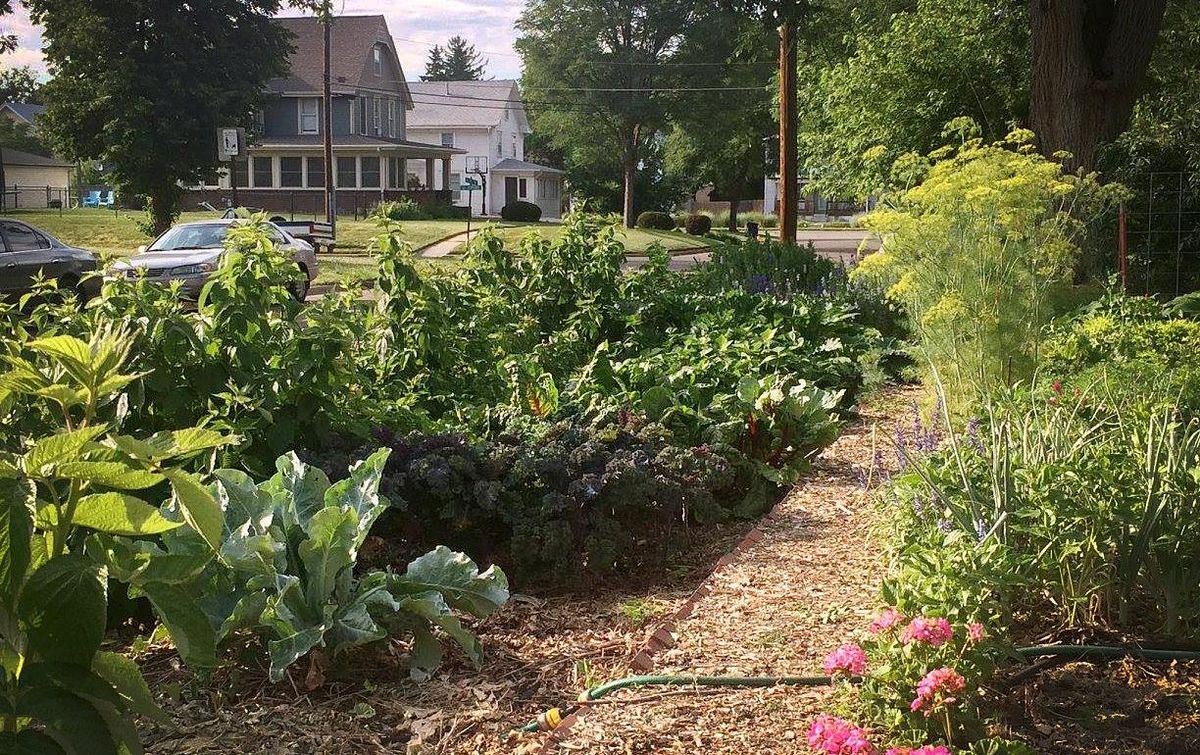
xmin=537 ymin=85 xmax=769 ymax=92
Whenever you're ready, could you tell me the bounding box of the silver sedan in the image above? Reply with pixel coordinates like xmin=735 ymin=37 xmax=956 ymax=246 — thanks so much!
xmin=115 ymin=219 xmax=319 ymax=300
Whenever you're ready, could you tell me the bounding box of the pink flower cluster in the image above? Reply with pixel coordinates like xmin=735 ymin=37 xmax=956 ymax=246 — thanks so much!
xmin=824 ymin=643 xmax=868 ymax=676
xmin=868 ymin=607 xmax=905 ymax=634
xmin=807 ymin=715 xmax=876 ymax=755
xmin=885 ymin=747 xmax=952 ymax=755
xmin=966 ymin=622 xmax=985 ymax=644
xmin=900 ymin=616 xmax=953 ymax=646
xmin=910 ymin=667 xmax=966 ymax=716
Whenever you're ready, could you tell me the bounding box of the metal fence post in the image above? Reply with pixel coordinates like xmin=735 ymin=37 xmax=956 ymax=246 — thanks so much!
xmin=1118 ymin=201 xmax=1128 ymax=292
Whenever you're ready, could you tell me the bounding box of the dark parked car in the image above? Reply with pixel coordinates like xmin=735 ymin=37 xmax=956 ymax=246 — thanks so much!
xmin=0 ymin=218 xmax=99 ymax=299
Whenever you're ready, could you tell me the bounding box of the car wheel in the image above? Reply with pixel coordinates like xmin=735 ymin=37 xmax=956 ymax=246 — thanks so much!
xmin=289 ymin=264 xmax=310 ymax=301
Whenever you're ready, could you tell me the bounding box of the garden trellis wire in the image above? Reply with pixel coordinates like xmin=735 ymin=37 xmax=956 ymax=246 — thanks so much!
xmin=1119 ymin=171 xmax=1200 ymax=298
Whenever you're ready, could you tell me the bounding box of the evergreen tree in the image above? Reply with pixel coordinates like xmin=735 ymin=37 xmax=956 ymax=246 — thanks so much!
xmin=442 ymin=36 xmax=487 ymax=80
xmin=422 ymin=36 xmax=486 ymax=81
xmin=421 ymin=44 xmax=447 ymax=81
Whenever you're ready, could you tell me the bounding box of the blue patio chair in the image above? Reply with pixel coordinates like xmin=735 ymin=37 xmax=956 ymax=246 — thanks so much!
xmin=82 ymin=190 xmax=101 ymax=208
xmin=98 ymin=190 xmax=115 ymax=207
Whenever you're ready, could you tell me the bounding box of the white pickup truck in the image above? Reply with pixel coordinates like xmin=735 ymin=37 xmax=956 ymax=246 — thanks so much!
xmin=221 ymin=208 xmax=335 ymax=252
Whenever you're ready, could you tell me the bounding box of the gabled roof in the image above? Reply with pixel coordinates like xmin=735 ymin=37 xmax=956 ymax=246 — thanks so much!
xmin=269 ymin=16 xmax=412 ymax=106
xmin=1 ymin=103 xmax=45 ymax=124
xmin=406 ymin=80 xmax=530 ymax=133
xmin=491 ymin=158 xmax=562 ymax=175
xmin=0 ymin=147 xmax=72 ymax=168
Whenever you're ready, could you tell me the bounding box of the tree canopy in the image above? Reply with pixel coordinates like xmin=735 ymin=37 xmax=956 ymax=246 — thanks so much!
xmin=517 ymin=0 xmax=710 ymax=226
xmin=421 ymin=36 xmax=487 ymax=81
xmin=0 ymin=66 xmax=41 ymax=104
xmin=28 ymin=0 xmax=292 ymax=232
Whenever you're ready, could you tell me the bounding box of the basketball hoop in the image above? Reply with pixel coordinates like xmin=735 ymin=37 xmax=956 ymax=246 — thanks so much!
xmin=467 ymin=156 xmax=489 ymax=175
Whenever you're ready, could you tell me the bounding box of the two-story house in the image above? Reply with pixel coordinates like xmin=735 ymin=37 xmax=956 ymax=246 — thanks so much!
xmin=190 ymin=15 xmax=462 ymax=215
xmin=406 ymin=80 xmax=565 ymax=219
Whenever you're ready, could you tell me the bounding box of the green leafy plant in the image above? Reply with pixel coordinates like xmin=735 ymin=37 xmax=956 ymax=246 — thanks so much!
xmin=500 ymin=200 xmax=542 ymax=222
xmin=0 ymin=328 xmax=229 ymax=751
xmin=854 ymin=127 xmax=1125 ymax=405
xmin=684 ymin=213 xmax=712 ymax=236
xmin=371 ymin=198 xmax=429 ymax=221
xmin=182 ymin=449 xmax=509 ymax=682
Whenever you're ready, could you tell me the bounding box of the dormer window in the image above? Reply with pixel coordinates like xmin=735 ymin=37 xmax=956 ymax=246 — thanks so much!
xmin=373 ymin=45 xmax=383 ymax=77
xmin=299 ymin=98 xmax=319 ymax=135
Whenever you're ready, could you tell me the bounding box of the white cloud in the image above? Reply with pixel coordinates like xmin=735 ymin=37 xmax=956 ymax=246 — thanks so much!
xmin=2 ymin=1 xmax=526 ymax=80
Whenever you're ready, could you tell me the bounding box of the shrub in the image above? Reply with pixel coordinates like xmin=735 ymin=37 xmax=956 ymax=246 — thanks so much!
xmin=853 ymin=126 xmax=1125 ymax=404
xmin=684 ymin=213 xmax=712 ymax=236
xmin=371 ymin=198 xmax=428 ymax=221
xmin=636 ymin=211 xmax=676 ymax=230
xmin=500 ymin=200 xmax=541 ymax=222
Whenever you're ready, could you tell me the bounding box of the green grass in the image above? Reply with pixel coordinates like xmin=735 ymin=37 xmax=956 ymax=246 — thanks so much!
xmin=4 ymin=208 xmax=476 ymax=257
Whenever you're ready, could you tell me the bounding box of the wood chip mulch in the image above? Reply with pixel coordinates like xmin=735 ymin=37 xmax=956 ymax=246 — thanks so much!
xmin=528 ymin=390 xmax=910 ymax=754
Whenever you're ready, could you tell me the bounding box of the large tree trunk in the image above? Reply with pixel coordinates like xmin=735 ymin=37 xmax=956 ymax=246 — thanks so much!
xmin=621 ymin=122 xmax=639 ymax=229
xmin=1030 ymin=0 xmax=1168 ymax=171
xmin=147 ymin=185 xmax=181 ymax=235
xmin=728 ymin=197 xmax=740 ymax=232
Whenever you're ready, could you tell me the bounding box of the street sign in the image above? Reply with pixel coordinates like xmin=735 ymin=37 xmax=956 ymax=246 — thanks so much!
xmin=216 ymin=127 xmax=246 ymax=161
xmin=460 ymin=178 xmax=481 ymax=191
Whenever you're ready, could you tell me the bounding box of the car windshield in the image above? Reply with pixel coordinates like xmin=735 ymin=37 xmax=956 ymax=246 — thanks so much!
xmin=148 ymin=224 xmax=229 ymax=252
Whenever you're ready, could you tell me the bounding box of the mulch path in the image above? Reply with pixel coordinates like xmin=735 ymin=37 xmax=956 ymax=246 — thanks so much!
xmin=527 ymin=390 xmax=908 ymax=754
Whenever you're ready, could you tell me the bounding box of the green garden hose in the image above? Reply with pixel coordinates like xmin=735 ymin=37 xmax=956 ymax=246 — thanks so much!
xmin=1014 ymin=644 xmax=1200 ymax=662
xmin=515 ymin=645 xmax=1200 ymax=734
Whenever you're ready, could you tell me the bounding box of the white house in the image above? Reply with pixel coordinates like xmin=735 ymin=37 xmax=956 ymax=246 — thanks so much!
xmin=406 ymin=80 xmax=565 ymax=219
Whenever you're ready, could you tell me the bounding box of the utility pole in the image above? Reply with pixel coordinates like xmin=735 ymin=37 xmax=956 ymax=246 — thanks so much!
xmin=778 ymin=20 xmax=798 ymax=246
xmin=321 ymin=3 xmax=336 ymax=232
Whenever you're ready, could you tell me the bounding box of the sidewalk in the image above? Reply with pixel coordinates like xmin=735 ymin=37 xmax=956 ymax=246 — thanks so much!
xmin=416 ymin=229 xmax=479 ymax=258
xmin=537 ymin=392 xmax=909 ymax=753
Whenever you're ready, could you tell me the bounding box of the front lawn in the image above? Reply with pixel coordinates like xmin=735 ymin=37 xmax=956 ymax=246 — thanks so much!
xmin=4 ymin=208 xmax=476 ymax=256
xmin=454 ymin=222 xmax=713 ymax=254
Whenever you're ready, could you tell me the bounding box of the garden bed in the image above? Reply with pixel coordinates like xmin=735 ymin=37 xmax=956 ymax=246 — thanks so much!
xmin=130 ymin=389 xmax=908 ymax=754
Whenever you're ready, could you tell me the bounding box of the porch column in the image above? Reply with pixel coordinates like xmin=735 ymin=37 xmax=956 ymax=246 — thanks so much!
xmin=397 ymin=157 xmax=406 ymax=189
xmin=441 ymin=158 xmax=452 ymax=196
xmin=425 ymin=158 xmax=435 ymax=189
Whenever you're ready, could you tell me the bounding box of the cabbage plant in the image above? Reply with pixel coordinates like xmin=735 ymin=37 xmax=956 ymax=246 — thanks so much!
xmin=180 ymin=449 xmax=508 ymax=681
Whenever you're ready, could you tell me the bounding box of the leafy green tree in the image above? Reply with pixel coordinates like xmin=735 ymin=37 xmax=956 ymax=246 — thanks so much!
xmin=666 ymin=18 xmax=776 ymax=230
xmin=517 ymin=0 xmax=708 ymax=227
xmin=27 ymin=0 xmax=292 ymax=232
xmin=0 ymin=0 xmax=15 ymax=54
xmin=422 ymin=36 xmax=487 ymax=81
xmin=0 ymin=119 xmax=52 ymax=157
xmin=0 ymin=66 xmax=41 ymax=104
xmin=796 ymin=0 xmax=1029 ymax=198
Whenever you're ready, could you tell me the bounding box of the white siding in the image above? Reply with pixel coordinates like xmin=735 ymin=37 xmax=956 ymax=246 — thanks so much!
xmin=407 ymin=126 xmax=500 ymax=215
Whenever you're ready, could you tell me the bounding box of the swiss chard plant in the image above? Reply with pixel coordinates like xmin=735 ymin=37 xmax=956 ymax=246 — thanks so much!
xmin=0 ymin=328 xmax=230 ymax=753
xmin=178 ymin=449 xmax=509 ymax=682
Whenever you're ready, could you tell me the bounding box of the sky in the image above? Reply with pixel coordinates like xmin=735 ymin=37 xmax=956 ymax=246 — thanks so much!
xmin=4 ymin=0 xmax=527 ymax=80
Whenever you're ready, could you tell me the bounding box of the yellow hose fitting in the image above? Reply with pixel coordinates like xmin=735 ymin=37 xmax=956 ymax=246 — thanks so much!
xmin=537 ymin=707 xmax=563 ymax=731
